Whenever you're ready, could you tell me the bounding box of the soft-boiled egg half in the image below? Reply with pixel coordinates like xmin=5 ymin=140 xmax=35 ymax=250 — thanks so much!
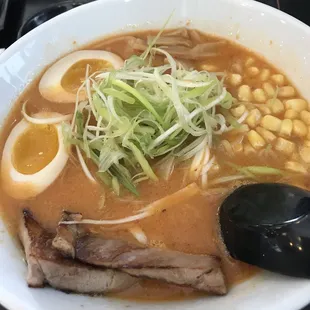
xmin=1 ymin=113 xmax=69 ymax=199
xmin=39 ymin=50 xmax=124 ymax=103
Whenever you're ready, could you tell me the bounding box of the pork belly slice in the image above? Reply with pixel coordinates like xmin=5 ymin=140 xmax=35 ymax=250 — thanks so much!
xmin=19 ymin=210 xmax=137 ymax=293
xmin=53 ymin=212 xmax=227 ymax=295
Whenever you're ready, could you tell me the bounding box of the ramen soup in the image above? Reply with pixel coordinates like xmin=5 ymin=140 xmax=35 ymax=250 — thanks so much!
xmin=1 ymin=28 xmax=310 ymax=301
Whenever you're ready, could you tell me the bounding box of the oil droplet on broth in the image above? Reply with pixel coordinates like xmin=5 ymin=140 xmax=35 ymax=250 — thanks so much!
xmin=12 ymin=124 xmax=58 ymax=174
xmin=61 ymin=59 xmax=112 ymax=93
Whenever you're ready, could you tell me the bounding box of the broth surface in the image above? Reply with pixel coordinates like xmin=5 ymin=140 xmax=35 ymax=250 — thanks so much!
xmin=1 ymin=29 xmax=309 ymax=301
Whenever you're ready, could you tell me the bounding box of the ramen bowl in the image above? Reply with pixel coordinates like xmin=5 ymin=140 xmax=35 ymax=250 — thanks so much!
xmin=0 ymin=0 xmax=310 ymax=309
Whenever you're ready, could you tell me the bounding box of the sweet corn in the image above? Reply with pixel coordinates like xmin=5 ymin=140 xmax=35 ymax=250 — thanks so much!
xmin=275 ymin=138 xmax=296 ymax=156
xmin=227 ymin=73 xmax=242 ymax=87
xmin=199 ymin=64 xmax=219 ymax=72
xmin=257 ymin=105 xmax=271 ymax=115
xmin=253 ymin=89 xmax=267 ymax=103
xmin=285 ymin=161 xmax=307 ymax=174
xmin=301 ymin=110 xmax=310 ymax=125
xmin=246 ymin=108 xmax=262 ymax=128
xmin=259 ymin=69 xmax=271 ymax=82
xmin=307 ymin=127 xmax=310 ymax=140
xmin=304 ymin=140 xmax=310 ymax=147
xmin=233 ymin=124 xmax=250 ymax=134
xmin=260 ymin=115 xmax=282 ymax=132
xmin=244 ymin=103 xmax=255 ymax=111
xmin=278 ymin=86 xmax=295 ymax=98
xmin=267 ymin=98 xmax=284 ymax=115
xmin=271 ymin=74 xmax=285 ymax=86
xmin=247 ymin=66 xmax=260 ymax=77
xmin=244 ymin=143 xmax=256 ymax=156
xmin=300 ymin=146 xmax=310 ymax=163
xmin=285 ymin=99 xmax=307 ymax=112
xmin=279 ymin=119 xmax=293 ymax=137
xmin=262 ymin=82 xmax=275 ymax=98
xmin=231 ymin=104 xmax=246 ymax=118
xmin=231 ymin=63 xmax=243 ymax=74
xmin=292 ymin=120 xmax=308 ymax=137
xmin=238 ymin=85 xmax=253 ymax=102
xmin=247 ymin=130 xmax=266 ymax=149
xmin=284 ymin=109 xmax=299 ymax=120
xmin=256 ymin=126 xmax=277 ymax=143
xmin=245 ymin=57 xmax=255 ymax=67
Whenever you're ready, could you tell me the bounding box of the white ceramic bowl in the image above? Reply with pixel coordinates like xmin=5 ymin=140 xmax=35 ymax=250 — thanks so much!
xmin=1 ymin=0 xmax=310 ymax=309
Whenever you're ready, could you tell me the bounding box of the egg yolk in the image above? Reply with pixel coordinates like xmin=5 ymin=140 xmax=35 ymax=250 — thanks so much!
xmin=61 ymin=59 xmax=112 ymax=93
xmin=12 ymin=124 xmax=59 ymax=174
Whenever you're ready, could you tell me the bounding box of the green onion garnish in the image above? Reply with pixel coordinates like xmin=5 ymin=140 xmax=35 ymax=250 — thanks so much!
xmin=65 ymin=40 xmax=238 ymax=195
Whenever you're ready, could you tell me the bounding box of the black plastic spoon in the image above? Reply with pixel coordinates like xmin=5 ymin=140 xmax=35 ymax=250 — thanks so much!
xmin=219 ymin=183 xmax=310 ymax=278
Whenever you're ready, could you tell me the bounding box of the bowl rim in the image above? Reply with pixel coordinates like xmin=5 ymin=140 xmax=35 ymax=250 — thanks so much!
xmin=1 ymin=0 xmax=310 ymax=65
xmin=1 ymin=0 xmax=310 ymax=310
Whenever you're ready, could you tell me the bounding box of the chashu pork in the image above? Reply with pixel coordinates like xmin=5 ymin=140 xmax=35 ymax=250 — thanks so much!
xmin=53 ymin=211 xmax=227 ymax=295
xmin=19 ymin=210 xmax=137 ymax=293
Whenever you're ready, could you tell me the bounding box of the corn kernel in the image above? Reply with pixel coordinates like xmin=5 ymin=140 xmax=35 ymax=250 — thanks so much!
xmin=227 ymin=73 xmax=242 ymax=87
xmin=262 ymin=82 xmax=275 ymax=98
xmin=278 ymin=86 xmax=295 ymax=98
xmin=271 ymin=74 xmax=285 ymax=86
xmin=285 ymin=161 xmax=307 ymax=174
xmin=244 ymin=103 xmax=255 ymax=111
xmin=292 ymin=120 xmax=308 ymax=137
xmin=304 ymin=140 xmax=310 ymax=147
xmin=256 ymin=126 xmax=277 ymax=143
xmin=300 ymin=110 xmax=310 ymax=125
xmin=285 ymin=99 xmax=307 ymax=112
xmin=300 ymin=146 xmax=310 ymax=163
xmin=245 ymin=57 xmax=255 ymax=67
xmin=232 ymin=124 xmax=250 ymax=134
xmin=260 ymin=115 xmax=282 ymax=132
xmin=267 ymin=98 xmax=284 ymax=115
xmin=238 ymin=85 xmax=253 ymax=102
xmin=284 ymin=109 xmax=299 ymax=120
xmin=275 ymin=138 xmax=295 ymax=156
xmin=231 ymin=104 xmax=246 ymax=118
xmin=231 ymin=63 xmax=243 ymax=74
xmin=259 ymin=69 xmax=271 ymax=82
xmin=246 ymin=108 xmax=262 ymax=128
xmin=200 ymin=64 xmax=219 ymax=72
xmin=279 ymin=119 xmax=293 ymax=137
xmin=257 ymin=105 xmax=271 ymax=115
xmin=247 ymin=66 xmax=260 ymax=77
xmin=247 ymin=130 xmax=266 ymax=149
xmin=253 ymin=89 xmax=267 ymax=103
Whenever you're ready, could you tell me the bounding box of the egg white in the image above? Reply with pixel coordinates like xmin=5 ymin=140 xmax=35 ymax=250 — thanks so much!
xmin=1 ymin=113 xmax=69 ymax=199
xmin=39 ymin=50 xmax=124 ymax=103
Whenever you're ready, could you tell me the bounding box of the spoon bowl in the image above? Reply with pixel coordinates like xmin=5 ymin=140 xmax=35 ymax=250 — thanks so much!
xmin=219 ymin=183 xmax=310 ymax=278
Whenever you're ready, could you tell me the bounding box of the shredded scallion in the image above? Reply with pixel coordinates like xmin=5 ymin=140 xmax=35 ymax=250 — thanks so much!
xmin=64 ymin=30 xmax=240 ymax=195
